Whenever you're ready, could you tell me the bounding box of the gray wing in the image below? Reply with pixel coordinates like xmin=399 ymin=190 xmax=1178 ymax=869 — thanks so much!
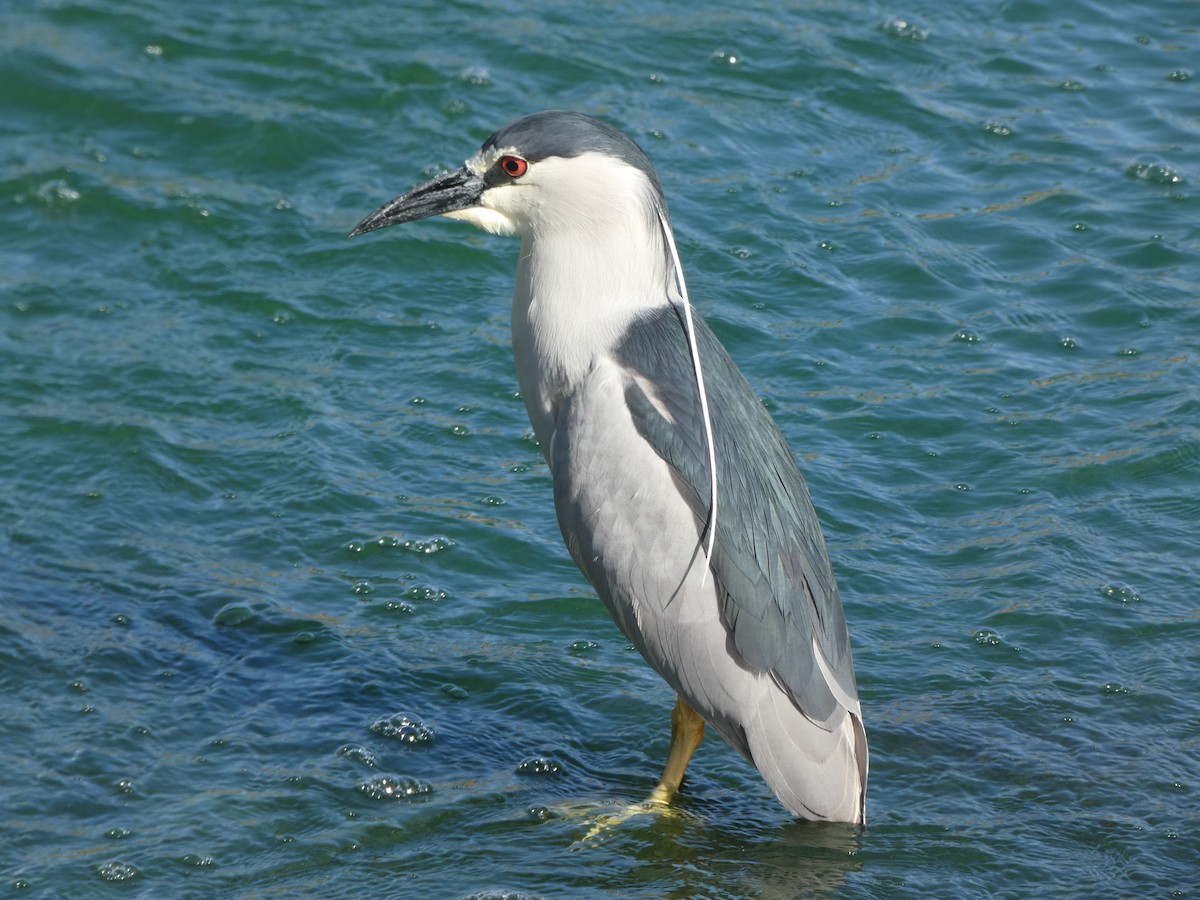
xmin=616 ymin=306 xmax=860 ymax=730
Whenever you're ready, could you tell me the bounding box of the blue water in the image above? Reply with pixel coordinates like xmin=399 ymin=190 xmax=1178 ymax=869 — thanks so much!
xmin=2 ymin=0 xmax=1197 ymax=896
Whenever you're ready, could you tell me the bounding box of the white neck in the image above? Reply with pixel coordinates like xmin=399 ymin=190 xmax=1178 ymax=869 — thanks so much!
xmin=511 ymin=214 xmax=672 ymax=452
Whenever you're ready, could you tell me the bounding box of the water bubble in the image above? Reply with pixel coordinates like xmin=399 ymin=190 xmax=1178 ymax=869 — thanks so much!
xmin=1101 ymin=682 xmax=1131 ymax=695
xmin=481 ymin=495 xmax=505 ymax=507
xmin=1100 ymin=582 xmax=1142 ymax=604
xmin=370 ymin=713 xmax=434 ymax=745
xmin=440 ymin=683 xmax=469 ymax=700
xmin=882 ymin=18 xmax=929 ymax=41
xmin=569 ymin=639 xmax=598 ymax=654
xmin=180 ymin=854 xmax=215 ymax=868
xmin=1071 ymin=222 xmax=1089 ymax=232
xmin=983 ymin=122 xmax=1014 ymax=137
xmin=115 ymin=778 xmax=135 ymax=795
xmin=711 ymin=48 xmax=742 ymax=65
xmin=69 ymin=680 xmax=88 ymax=694
xmin=1167 ymin=70 xmax=1191 ymax=82
xmin=352 ymin=579 xmax=373 ymax=596
xmin=1126 ymin=161 xmax=1185 ymax=186
xmin=144 ymin=44 xmax=163 ymax=56
xmin=358 ymin=775 xmax=433 ymax=801
xmin=383 ymin=600 xmax=415 ymax=613
xmin=1059 ymin=79 xmax=1085 ymax=91
xmin=517 ymin=755 xmax=567 ymax=776
xmin=105 ymin=827 xmax=132 ymax=840
xmin=818 ymin=240 xmax=836 ymax=252
xmin=450 ymin=424 xmax=471 ymax=437
xmin=402 ymin=536 xmax=454 ymax=555
xmin=953 ymin=329 xmax=981 ymax=344
xmin=36 ymin=179 xmax=81 ymax=205
xmin=954 ymin=483 xmax=971 ymax=492
xmin=973 ymin=629 xmax=1002 ymax=646
xmin=337 ymin=744 xmax=378 ymax=767
xmin=404 ymin=585 xmax=447 ymax=603
xmin=213 ymin=604 xmax=255 ymax=626
xmin=97 ymin=861 xmax=139 ymax=882
xmin=460 ymin=66 xmax=490 ymax=86
xmin=112 ymin=613 xmax=131 ymax=626
xmin=349 ymin=535 xmax=453 ymax=558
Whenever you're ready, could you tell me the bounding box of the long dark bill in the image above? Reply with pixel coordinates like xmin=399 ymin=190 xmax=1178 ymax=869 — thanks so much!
xmin=348 ymin=166 xmax=483 ymax=238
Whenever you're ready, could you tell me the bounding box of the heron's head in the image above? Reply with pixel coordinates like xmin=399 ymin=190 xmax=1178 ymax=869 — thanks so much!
xmin=350 ymin=111 xmax=667 ymax=241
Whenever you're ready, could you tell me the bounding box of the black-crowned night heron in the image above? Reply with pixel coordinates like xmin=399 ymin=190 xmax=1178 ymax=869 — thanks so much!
xmin=350 ymin=110 xmax=867 ymax=824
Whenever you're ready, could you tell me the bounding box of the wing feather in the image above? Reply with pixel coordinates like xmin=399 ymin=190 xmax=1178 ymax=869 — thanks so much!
xmin=617 ymin=307 xmax=860 ymax=730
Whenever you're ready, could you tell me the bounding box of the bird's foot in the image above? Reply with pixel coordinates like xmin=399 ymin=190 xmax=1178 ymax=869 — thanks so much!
xmin=566 ymin=793 xmax=679 ymax=849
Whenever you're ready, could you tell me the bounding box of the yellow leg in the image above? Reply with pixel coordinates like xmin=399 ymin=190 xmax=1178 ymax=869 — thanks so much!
xmin=571 ymin=695 xmax=707 ymax=847
xmin=648 ymin=695 xmax=705 ymax=806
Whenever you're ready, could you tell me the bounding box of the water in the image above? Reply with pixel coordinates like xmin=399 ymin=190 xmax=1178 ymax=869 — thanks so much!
xmin=2 ymin=0 xmax=1197 ymax=895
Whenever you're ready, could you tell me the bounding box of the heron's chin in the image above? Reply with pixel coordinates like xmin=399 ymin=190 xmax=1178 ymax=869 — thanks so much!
xmin=444 ymin=206 xmax=519 ymax=236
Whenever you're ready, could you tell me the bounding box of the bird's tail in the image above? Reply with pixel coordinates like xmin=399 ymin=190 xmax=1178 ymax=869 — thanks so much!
xmin=743 ymin=676 xmax=867 ymax=825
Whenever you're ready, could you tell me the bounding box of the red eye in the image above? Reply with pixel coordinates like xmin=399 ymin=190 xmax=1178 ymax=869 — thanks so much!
xmin=499 ymin=155 xmax=528 ymax=178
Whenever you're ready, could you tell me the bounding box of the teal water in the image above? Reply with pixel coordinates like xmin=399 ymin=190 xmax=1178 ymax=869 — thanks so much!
xmin=2 ymin=0 xmax=1198 ymax=895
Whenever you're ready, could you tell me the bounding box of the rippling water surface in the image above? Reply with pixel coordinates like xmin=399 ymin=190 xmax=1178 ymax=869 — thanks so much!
xmin=2 ymin=0 xmax=1197 ymax=896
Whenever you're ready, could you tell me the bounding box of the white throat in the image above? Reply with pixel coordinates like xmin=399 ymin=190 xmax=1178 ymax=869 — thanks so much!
xmin=507 ymin=159 xmax=674 ymax=450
